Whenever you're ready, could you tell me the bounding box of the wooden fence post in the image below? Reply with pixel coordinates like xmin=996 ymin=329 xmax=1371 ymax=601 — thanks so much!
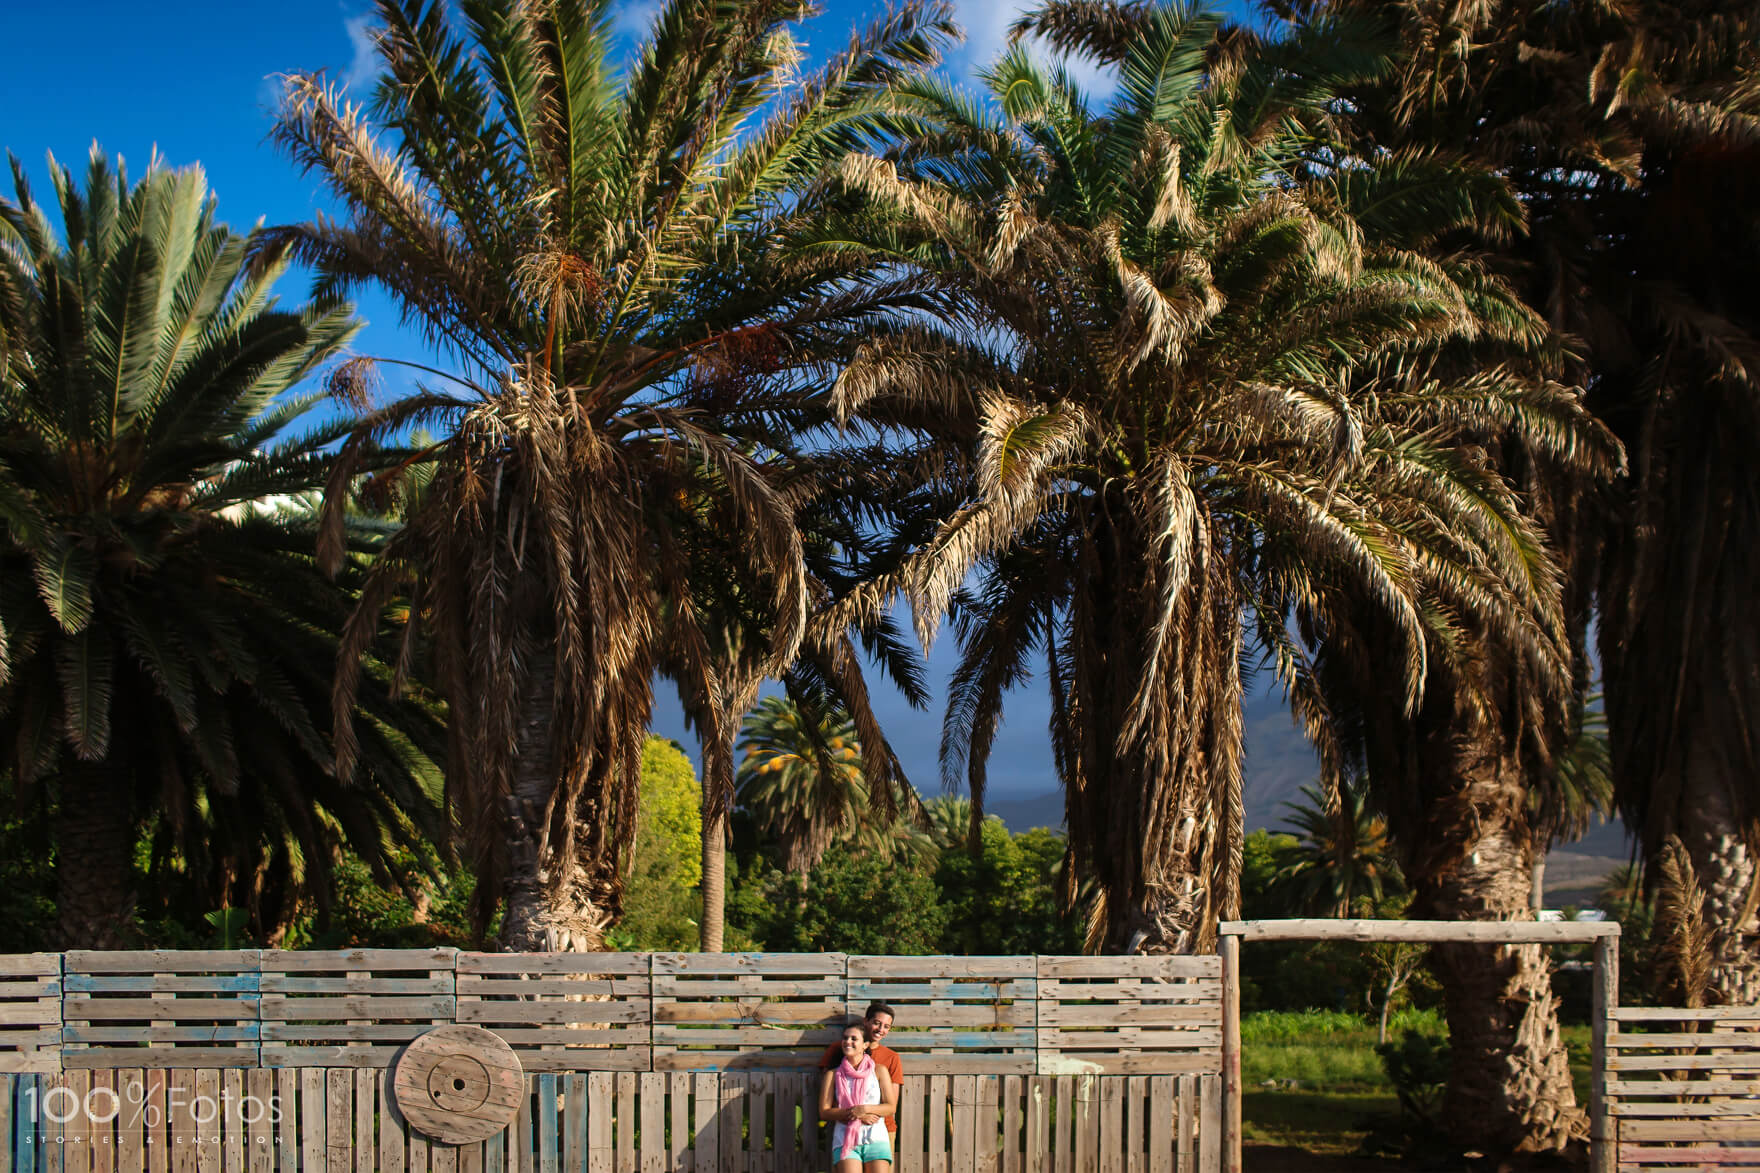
xmin=1590 ymin=933 xmax=1618 ymax=1173
xmin=1218 ymin=936 xmax=1239 ymax=1173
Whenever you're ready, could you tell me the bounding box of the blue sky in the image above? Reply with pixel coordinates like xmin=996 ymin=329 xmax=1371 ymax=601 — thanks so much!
xmin=1 ymin=0 xmax=1312 ymax=813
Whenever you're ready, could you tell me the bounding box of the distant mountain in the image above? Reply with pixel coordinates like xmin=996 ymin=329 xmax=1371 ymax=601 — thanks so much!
xmin=988 ymin=689 xmax=1323 ymax=834
xmin=986 ymin=685 xmax=1637 ymax=855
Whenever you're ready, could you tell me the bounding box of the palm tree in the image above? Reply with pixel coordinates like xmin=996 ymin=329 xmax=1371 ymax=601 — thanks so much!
xmin=271 ymin=0 xmax=957 ymax=948
xmin=0 ymin=150 xmax=444 ymax=947
xmin=833 ymin=6 xmax=1592 ymax=963
xmin=1282 ymin=0 xmax=1760 ymax=1004
xmin=737 ymin=692 xmax=869 ymax=876
xmin=1272 ymin=781 xmax=1400 ymax=918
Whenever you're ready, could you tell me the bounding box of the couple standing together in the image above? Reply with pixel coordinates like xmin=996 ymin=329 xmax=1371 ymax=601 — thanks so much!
xmin=816 ymin=1003 xmax=901 ymax=1173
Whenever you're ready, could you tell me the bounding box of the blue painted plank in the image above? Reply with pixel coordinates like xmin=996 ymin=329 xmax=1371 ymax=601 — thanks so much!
xmin=539 ymin=1075 xmax=558 ymax=1173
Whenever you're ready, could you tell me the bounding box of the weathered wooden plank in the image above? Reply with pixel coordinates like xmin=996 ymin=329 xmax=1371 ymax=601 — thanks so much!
xmin=1036 ymin=959 xmax=1220 ymax=980
xmin=768 ymin=1072 xmax=794 ymax=1173
xmin=1025 ymin=1079 xmax=1049 ymax=1173
xmin=560 ymin=1075 xmax=582 ymax=1173
xmin=948 ymin=1077 xmax=974 ymax=1173
xmin=299 ymin=1072 xmax=323 ymax=1173
xmin=1610 ymin=1053 xmax=1760 ymax=1071
xmin=455 ymin=1003 xmax=647 ymax=1026
xmin=585 ymin=1074 xmax=612 ymax=1173
xmin=667 ymin=1074 xmax=690 ymax=1173
xmin=1123 ymin=1078 xmax=1145 ymax=1173
xmin=1621 ymin=1117 xmax=1760 ymax=1140
xmin=1 ymin=1073 xmax=15 ymax=1173
xmin=272 ymin=1072 xmax=295 ymax=1173
xmin=455 ymin=956 xmax=649 ymax=976
xmin=538 ymin=1074 xmax=559 ymax=1173
xmin=485 ymin=1131 xmax=503 ymax=1173
xmin=1035 ymin=1057 xmax=1220 ymax=1078
xmin=1074 ymin=1078 xmax=1099 ymax=1173
xmin=460 ymin=1139 xmax=484 ymax=1173
xmin=378 ymin=1068 xmax=404 ymax=1173
xmin=257 ymin=951 xmax=455 ymax=973
xmin=430 ymin=1143 xmax=456 ymax=1173
xmin=691 ymin=1075 xmax=717 ymax=1173
xmin=1001 ymin=1076 xmax=1021 ymax=1173
xmin=407 ymin=1132 xmax=427 ymax=1173
xmin=65 ymin=955 xmax=257 ymax=975
xmin=1051 ymin=1079 xmax=1070 ymax=1173
xmin=1217 ymin=919 xmax=1618 ymax=943
xmin=846 ymin=983 xmax=1037 ymax=1002
xmin=637 ymin=1075 xmax=662 ymax=1173
xmin=62 ymin=1070 xmax=90 ymax=1173
xmin=1173 ymin=1078 xmax=1194 ymax=1173
xmin=977 ymin=1077 xmax=1000 ymax=1173
xmin=168 ymin=1071 xmax=196 ymax=1173
xmin=94 ymin=1070 xmax=120 ymax=1173
xmin=1148 ymin=1078 xmax=1172 ymax=1173
xmin=716 ymin=1076 xmax=743 ymax=1173
xmin=260 ymin=999 xmax=455 ymax=1021
xmin=889 ymin=1057 xmax=1037 ymax=1078
xmin=353 ymin=1070 xmax=374 ymax=1173
xmin=1612 ymin=1099 xmax=1760 ymax=1115
xmin=613 ymin=1074 xmax=635 ymax=1173
xmin=1036 ymin=1008 xmax=1217 ymax=1029
xmin=326 ymin=1070 xmax=352 ymax=1173
xmin=219 ymin=1070 xmax=243 ymax=1173
xmin=927 ymin=1076 xmax=948 ymax=1173
xmin=895 ymin=1070 xmax=920 ymax=1173
xmin=0 ymin=957 xmax=61 ymax=977
xmin=1616 ymin=1145 xmax=1760 ymax=1166
xmin=1610 ymin=1031 xmax=1760 ymax=1048
xmin=1097 ymin=1079 xmax=1121 ymax=1173
xmin=512 ymin=1076 xmax=533 ymax=1173
xmin=1609 ymin=1078 xmax=1760 ymax=1095
xmin=1613 ymin=1006 xmax=1760 ymax=1022
xmin=259 ymin=977 xmax=453 ymax=996
xmin=1196 ymin=1079 xmax=1219 ymax=1173
xmin=650 ymin=956 xmax=845 ymax=976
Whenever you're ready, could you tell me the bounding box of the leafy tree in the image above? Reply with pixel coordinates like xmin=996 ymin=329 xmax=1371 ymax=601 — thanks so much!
xmin=840 ymin=4 xmax=1588 ymax=960
xmin=615 ymin=736 xmax=704 ymax=950
xmin=0 ymin=151 xmax=443 ymax=947
xmin=272 ymin=0 xmax=957 ymax=949
xmin=934 ymin=819 xmax=1080 ymax=954
xmin=1271 ymin=781 xmax=1401 ymax=918
xmin=750 ymin=850 xmax=948 ymax=954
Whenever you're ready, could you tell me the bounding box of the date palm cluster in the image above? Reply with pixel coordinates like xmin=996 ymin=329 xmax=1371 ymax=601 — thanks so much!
xmin=0 ymin=0 xmax=1754 ymax=1156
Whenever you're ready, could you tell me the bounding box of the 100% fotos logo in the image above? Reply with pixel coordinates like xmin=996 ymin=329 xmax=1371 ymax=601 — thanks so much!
xmin=21 ymin=1082 xmax=284 ymax=1141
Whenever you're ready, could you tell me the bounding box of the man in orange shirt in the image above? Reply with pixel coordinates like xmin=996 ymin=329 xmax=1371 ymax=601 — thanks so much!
xmin=819 ymin=1003 xmax=903 ymax=1137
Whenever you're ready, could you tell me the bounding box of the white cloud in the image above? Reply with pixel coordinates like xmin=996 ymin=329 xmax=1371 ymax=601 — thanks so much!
xmin=944 ymin=0 xmax=1117 ymax=100
xmin=341 ymin=7 xmax=382 ymax=96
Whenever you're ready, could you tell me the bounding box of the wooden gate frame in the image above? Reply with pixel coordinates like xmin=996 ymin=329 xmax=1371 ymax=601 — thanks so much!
xmin=1214 ymin=919 xmax=1621 ymax=1173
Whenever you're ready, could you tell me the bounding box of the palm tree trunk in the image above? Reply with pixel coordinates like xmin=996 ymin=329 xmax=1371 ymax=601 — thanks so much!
xmin=699 ymin=805 xmax=726 ymax=952
xmin=1411 ymin=725 xmax=1586 ymax=1153
xmin=498 ymin=657 xmax=607 ymax=952
xmin=1530 ymin=852 xmax=1546 ymax=912
xmin=55 ymin=761 xmax=136 ymax=948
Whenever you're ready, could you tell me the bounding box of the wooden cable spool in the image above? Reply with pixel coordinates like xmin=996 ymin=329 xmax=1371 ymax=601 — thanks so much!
xmin=392 ymin=1025 xmax=524 ymax=1144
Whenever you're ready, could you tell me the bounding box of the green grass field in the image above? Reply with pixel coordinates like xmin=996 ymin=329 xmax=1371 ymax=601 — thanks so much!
xmin=1237 ymin=1010 xmax=1593 ymax=1157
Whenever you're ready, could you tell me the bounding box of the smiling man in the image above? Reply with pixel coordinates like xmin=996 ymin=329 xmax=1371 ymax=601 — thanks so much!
xmin=819 ymin=1002 xmax=903 ymax=1137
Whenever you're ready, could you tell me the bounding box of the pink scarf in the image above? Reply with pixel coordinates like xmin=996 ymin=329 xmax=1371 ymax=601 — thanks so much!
xmin=835 ymin=1054 xmax=876 ymax=1160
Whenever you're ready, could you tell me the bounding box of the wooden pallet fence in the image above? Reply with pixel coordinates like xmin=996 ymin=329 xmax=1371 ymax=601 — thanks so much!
xmin=61 ymin=953 xmax=260 ymax=1070
xmin=650 ymin=955 xmax=847 ymax=1072
xmin=1034 ymin=958 xmax=1222 ymax=1077
xmin=2 ymin=1069 xmax=1219 ymax=1173
xmin=0 ymin=958 xmax=62 ymax=1075
xmin=847 ymin=957 xmax=1036 ymax=1076
xmin=456 ymin=954 xmax=651 ymax=1073
xmin=259 ymin=951 xmax=457 ymax=1069
xmin=1609 ymin=1006 xmax=1760 ymax=1169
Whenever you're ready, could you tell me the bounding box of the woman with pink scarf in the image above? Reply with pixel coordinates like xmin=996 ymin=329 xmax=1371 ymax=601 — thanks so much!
xmin=819 ymin=1022 xmax=896 ymax=1173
